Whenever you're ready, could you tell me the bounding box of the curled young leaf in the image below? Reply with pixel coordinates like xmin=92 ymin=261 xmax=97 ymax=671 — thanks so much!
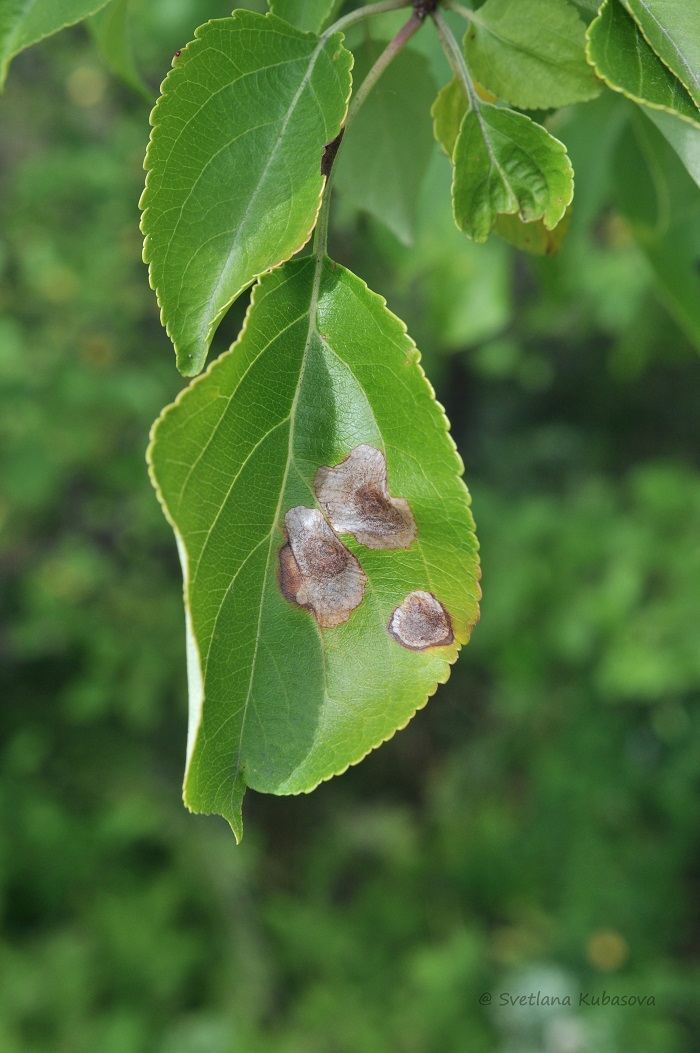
xmin=432 ymin=78 xmax=468 ymax=159
xmin=452 ymin=103 xmax=574 ymax=243
xmin=140 ymin=11 xmax=352 ymax=376
xmin=148 ymin=255 xmax=480 ymax=839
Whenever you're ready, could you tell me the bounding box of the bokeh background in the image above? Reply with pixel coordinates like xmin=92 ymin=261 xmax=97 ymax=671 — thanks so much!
xmin=1 ymin=2 xmax=700 ymax=1050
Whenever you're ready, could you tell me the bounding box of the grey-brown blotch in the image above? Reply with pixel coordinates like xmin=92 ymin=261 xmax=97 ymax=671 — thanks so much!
xmin=314 ymin=445 xmax=417 ymax=550
xmin=279 ymin=506 xmax=367 ymax=628
xmin=388 ymin=590 xmax=454 ymax=651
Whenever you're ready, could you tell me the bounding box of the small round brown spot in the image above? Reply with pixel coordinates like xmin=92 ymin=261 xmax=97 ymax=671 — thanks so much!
xmin=388 ymin=590 xmax=454 ymax=651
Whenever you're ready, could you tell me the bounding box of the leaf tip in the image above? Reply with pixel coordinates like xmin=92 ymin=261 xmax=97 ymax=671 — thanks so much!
xmin=221 ymin=770 xmax=247 ymax=843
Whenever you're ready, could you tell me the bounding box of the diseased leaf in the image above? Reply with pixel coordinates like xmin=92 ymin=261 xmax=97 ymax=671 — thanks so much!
xmin=432 ymin=78 xmax=468 ymax=158
xmin=452 ymin=103 xmax=574 ymax=243
xmin=0 ymin=0 xmax=111 ymax=88
xmin=586 ymin=0 xmax=700 ymax=127
xmin=269 ymin=0 xmax=338 ymax=34
xmin=620 ymin=0 xmax=700 ymax=110
xmin=463 ymin=0 xmax=600 ymax=109
xmin=90 ymin=0 xmax=149 ymax=99
xmin=493 ymin=208 xmax=572 ymax=256
xmin=334 ymin=43 xmax=436 ymax=245
xmin=148 ymin=255 xmax=480 ymax=839
xmin=140 ymin=11 xmax=352 ymax=376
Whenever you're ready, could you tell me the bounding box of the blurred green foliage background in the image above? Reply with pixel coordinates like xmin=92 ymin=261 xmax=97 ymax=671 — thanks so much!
xmin=1 ymin=2 xmax=699 ymax=1051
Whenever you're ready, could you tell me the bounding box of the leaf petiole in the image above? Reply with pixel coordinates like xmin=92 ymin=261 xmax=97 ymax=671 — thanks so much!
xmin=431 ymin=8 xmax=481 ymax=113
xmin=323 ymin=0 xmax=412 ymax=39
xmin=314 ymin=6 xmax=427 ymax=259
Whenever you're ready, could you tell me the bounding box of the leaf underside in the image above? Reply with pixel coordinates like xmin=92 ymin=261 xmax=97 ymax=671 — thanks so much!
xmin=148 ymin=256 xmax=480 ymax=839
xmin=140 ymin=10 xmax=353 ymax=376
xmin=0 ymin=0 xmax=111 ymax=88
xmin=334 ymin=43 xmax=437 ymax=246
xmin=463 ymin=0 xmax=601 ymax=109
xmin=269 ymin=0 xmax=337 ymax=34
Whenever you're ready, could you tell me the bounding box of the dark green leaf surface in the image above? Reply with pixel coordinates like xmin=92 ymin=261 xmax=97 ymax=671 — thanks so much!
xmin=621 ymin=0 xmax=700 ymax=109
xmin=90 ymin=0 xmax=149 ymax=99
xmin=140 ymin=11 xmax=352 ymax=376
xmin=148 ymin=255 xmax=480 ymax=838
xmin=587 ymin=0 xmax=700 ymax=127
xmin=334 ymin=43 xmax=436 ymax=246
xmin=0 ymin=0 xmax=111 ymax=88
xmin=452 ymin=103 xmax=574 ymax=242
xmin=463 ymin=0 xmax=600 ymax=109
xmin=269 ymin=0 xmax=337 ymax=34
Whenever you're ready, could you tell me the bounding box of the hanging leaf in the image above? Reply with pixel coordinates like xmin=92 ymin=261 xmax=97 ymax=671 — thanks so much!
xmin=148 ymin=255 xmax=480 ymax=839
xmin=493 ymin=209 xmax=572 ymax=256
xmin=452 ymin=103 xmax=574 ymax=243
xmin=613 ymin=113 xmax=700 ymax=351
xmin=90 ymin=0 xmax=150 ymax=99
xmin=140 ymin=11 xmax=353 ymax=376
xmin=432 ymin=78 xmax=468 ymax=158
xmin=269 ymin=0 xmax=339 ymax=34
xmin=586 ymin=0 xmax=700 ymax=127
xmin=620 ymin=0 xmax=700 ymax=110
xmin=644 ymin=108 xmax=700 ymax=189
xmin=334 ymin=42 xmax=437 ymax=246
xmin=463 ymin=0 xmax=600 ymax=110
xmin=0 ymin=0 xmax=111 ymax=88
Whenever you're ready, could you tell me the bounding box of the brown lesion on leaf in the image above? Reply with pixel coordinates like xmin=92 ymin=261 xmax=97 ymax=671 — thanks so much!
xmin=388 ymin=590 xmax=454 ymax=651
xmin=279 ymin=506 xmax=367 ymax=629
xmin=314 ymin=445 xmax=417 ymax=550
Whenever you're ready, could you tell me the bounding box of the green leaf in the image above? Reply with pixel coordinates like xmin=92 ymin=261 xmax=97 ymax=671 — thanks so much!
xmin=463 ymin=0 xmax=601 ymax=109
xmin=334 ymin=42 xmax=436 ymax=246
xmin=148 ymin=255 xmax=480 ymax=838
xmin=586 ymin=0 xmax=700 ymax=127
xmin=0 ymin=0 xmax=111 ymax=88
xmin=644 ymin=107 xmax=700 ymax=188
xmin=432 ymin=78 xmax=468 ymax=158
xmin=90 ymin=0 xmax=149 ymax=99
xmin=452 ymin=103 xmax=574 ymax=243
xmin=613 ymin=111 xmax=700 ymax=350
xmin=140 ymin=11 xmax=352 ymax=377
xmin=269 ymin=0 xmax=338 ymax=34
xmin=620 ymin=0 xmax=700 ymax=110
xmin=493 ymin=208 xmax=572 ymax=256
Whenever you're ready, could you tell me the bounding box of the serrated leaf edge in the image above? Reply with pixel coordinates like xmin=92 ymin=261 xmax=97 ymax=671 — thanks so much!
xmin=585 ymin=1 xmax=700 ymax=130
xmin=139 ymin=11 xmax=353 ymax=377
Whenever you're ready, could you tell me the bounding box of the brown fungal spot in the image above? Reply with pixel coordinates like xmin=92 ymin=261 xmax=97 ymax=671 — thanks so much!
xmin=314 ymin=445 xmax=417 ymax=550
xmin=279 ymin=506 xmax=367 ymax=629
xmin=388 ymin=590 xmax=453 ymax=651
